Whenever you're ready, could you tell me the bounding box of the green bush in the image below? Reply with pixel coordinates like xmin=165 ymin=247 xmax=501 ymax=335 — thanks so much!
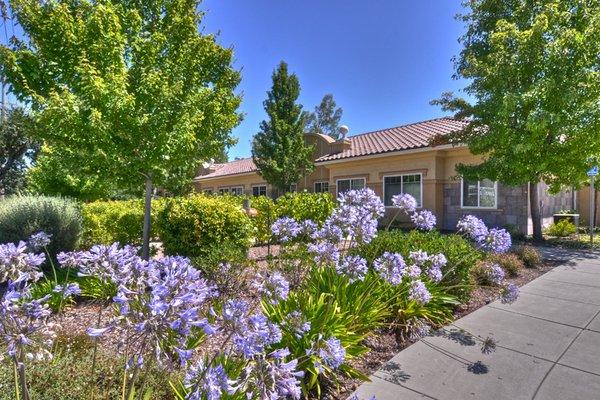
xmin=0 ymin=195 xmax=81 ymax=257
xmin=247 ymin=195 xmax=278 ymax=244
xmin=545 ymin=219 xmax=577 ymax=237
xmin=156 ymin=195 xmax=253 ymax=258
xmin=488 ymin=252 xmax=523 ymax=277
xmin=80 ymin=198 xmax=165 ymax=248
xmin=514 ymin=245 xmax=542 ymax=268
xmin=356 ymin=230 xmax=481 ymax=301
xmin=275 ymin=191 xmax=334 ymax=224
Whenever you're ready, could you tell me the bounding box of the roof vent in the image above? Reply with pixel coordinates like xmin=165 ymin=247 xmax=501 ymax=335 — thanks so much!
xmin=339 ymin=125 xmax=349 ymax=139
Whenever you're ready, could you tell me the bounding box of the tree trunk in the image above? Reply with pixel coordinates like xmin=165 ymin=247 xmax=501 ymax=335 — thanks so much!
xmin=142 ymin=176 xmax=153 ymax=261
xmin=529 ymin=181 xmax=543 ymax=241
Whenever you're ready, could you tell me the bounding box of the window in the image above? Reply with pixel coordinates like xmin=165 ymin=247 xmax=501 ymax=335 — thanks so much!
xmin=336 ymin=178 xmax=365 ymax=195
xmin=218 ymin=188 xmax=229 ymax=195
xmin=203 ymin=189 xmax=213 ymax=195
xmin=252 ymin=185 xmax=267 ymax=196
xmin=461 ymin=179 xmax=497 ymax=208
xmin=289 ymin=183 xmax=297 ymax=193
xmin=383 ymin=174 xmax=422 ymax=207
xmin=230 ymin=186 xmax=244 ymax=196
xmin=314 ymin=181 xmax=329 ymax=193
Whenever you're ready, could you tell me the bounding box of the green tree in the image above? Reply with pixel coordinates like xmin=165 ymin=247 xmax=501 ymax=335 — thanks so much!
xmin=305 ymin=93 xmax=344 ymax=138
xmin=0 ymin=107 xmax=38 ymax=195
xmin=1 ymin=0 xmax=242 ymax=258
xmin=432 ymin=0 xmax=600 ymax=240
xmin=252 ymin=61 xmax=314 ymax=194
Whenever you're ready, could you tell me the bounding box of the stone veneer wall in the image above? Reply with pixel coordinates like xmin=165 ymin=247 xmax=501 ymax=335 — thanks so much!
xmin=537 ymin=182 xmax=577 ymax=229
xmin=442 ymin=182 xmax=530 ymax=234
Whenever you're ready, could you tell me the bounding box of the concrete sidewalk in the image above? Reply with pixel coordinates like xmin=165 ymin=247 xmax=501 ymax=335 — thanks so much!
xmin=352 ymin=248 xmax=600 ymax=400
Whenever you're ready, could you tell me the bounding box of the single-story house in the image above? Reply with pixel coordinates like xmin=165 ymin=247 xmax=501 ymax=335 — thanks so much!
xmin=193 ymin=118 xmax=578 ymax=235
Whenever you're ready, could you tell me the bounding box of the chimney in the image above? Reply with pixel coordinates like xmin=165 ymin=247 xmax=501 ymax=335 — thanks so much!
xmin=330 ymin=125 xmax=352 ymax=153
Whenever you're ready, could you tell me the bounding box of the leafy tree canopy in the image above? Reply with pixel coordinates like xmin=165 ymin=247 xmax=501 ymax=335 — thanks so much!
xmin=0 ymin=107 xmax=39 ymax=195
xmin=0 ymin=0 xmax=242 ymax=195
xmin=305 ymin=93 xmax=343 ymax=139
xmin=433 ymin=0 xmax=600 ymax=191
xmin=252 ymin=61 xmax=314 ymax=192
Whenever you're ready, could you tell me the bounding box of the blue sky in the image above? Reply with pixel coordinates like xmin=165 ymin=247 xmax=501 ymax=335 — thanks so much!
xmin=201 ymin=0 xmax=468 ymax=159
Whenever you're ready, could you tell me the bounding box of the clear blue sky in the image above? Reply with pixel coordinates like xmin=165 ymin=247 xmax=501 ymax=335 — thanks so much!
xmin=200 ymin=0 xmax=468 ymax=160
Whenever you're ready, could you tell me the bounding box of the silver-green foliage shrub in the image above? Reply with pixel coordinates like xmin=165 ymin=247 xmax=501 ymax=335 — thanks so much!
xmin=0 ymin=195 xmax=81 ymax=256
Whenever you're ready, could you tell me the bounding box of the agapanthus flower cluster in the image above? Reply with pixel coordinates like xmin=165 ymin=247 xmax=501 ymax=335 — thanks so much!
xmin=411 ymin=210 xmax=437 ymax=231
xmin=500 ymin=283 xmax=519 ymax=304
xmin=0 ymin=276 xmax=55 ymax=363
xmin=485 ymin=263 xmax=505 ymax=285
xmin=284 ymin=311 xmax=311 ymax=338
xmin=408 ymin=280 xmax=432 ymax=304
xmin=27 ymin=231 xmax=52 ymax=250
xmin=336 ymin=255 xmax=368 ymax=282
xmin=242 ymin=349 xmax=303 ymax=400
xmin=0 ymin=241 xmax=45 ymax=283
xmin=409 ymin=251 xmax=446 ymax=283
xmin=221 ymin=299 xmax=282 ymax=358
xmin=253 ymin=272 xmax=290 ymax=304
xmin=53 ymin=282 xmax=82 ymax=297
xmin=391 ymin=193 xmax=437 ymax=231
xmin=456 ymin=215 xmax=511 ymax=253
xmin=184 ymin=361 xmax=236 ymax=400
xmin=84 ymin=251 xmax=216 ymax=368
xmin=314 ymin=336 xmax=346 ymax=372
xmin=307 ymin=242 xmax=340 ymax=265
xmin=271 ymin=217 xmax=302 ymax=243
xmin=373 ymin=252 xmax=406 ymax=285
xmin=391 ymin=193 xmax=418 ymax=214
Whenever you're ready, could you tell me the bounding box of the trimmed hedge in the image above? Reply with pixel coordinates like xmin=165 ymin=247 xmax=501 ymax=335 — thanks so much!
xmin=156 ymin=195 xmax=253 ymax=258
xmin=355 ymin=229 xmax=481 ymax=301
xmin=0 ymin=195 xmax=82 ymax=257
xmin=80 ymin=199 xmax=164 ymax=247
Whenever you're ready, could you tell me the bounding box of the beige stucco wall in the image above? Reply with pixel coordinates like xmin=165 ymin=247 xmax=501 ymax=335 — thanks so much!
xmin=193 ymin=173 xmax=270 ymax=195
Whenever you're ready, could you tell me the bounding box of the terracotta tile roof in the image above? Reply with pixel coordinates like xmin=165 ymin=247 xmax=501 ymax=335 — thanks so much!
xmin=315 ymin=117 xmax=468 ymax=162
xmin=193 ymin=118 xmax=467 ymax=180
xmin=193 ymin=157 xmax=257 ymax=180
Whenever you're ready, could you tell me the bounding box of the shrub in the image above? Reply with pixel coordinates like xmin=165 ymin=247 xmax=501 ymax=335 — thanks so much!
xmin=545 ymin=219 xmax=577 ymax=237
xmin=80 ymin=198 xmax=165 ymax=248
xmin=356 ymin=230 xmax=481 ymax=301
xmin=471 ymin=260 xmax=505 ymax=286
xmin=0 ymin=195 xmax=81 ymax=257
xmin=156 ymin=194 xmax=253 ymax=258
xmin=488 ymin=252 xmax=523 ymax=277
xmin=275 ymin=191 xmax=334 ymax=224
xmin=514 ymin=245 xmax=542 ymax=268
xmin=247 ymin=195 xmax=278 ymax=244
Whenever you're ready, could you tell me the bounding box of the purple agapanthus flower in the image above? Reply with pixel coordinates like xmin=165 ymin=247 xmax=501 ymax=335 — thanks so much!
xmin=408 ymin=280 xmax=431 ymax=305
xmin=271 ymin=217 xmax=302 ymax=243
xmin=0 ymin=241 xmax=45 ymax=283
xmin=253 ymin=272 xmax=290 ymax=304
xmin=307 ymin=242 xmax=340 ymax=265
xmin=411 ymin=210 xmax=437 ymax=231
xmin=53 ymin=282 xmax=82 ymax=297
xmin=373 ymin=252 xmax=406 ymax=285
xmin=478 ymin=228 xmax=512 ymax=253
xmin=315 ymin=336 xmax=346 ymax=371
xmin=336 ymin=255 xmax=368 ymax=282
xmin=409 ymin=250 xmax=430 ymax=267
xmin=500 ymin=283 xmax=519 ymax=304
xmin=301 ymin=219 xmax=318 ymax=236
xmin=487 ymin=263 xmax=505 ymax=285
xmin=244 ymin=349 xmax=304 ymax=400
xmin=184 ymin=361 xmax=236 ymax=400
xmin=27 ymin=232 xmax=52 ymax=250
xmin=285 ymin=311 xmax=311 ymax=338
xmin=391 ymin=193 xmax=418 ymax=214
xmin=457 ymin=215 xmax=488 ymax=241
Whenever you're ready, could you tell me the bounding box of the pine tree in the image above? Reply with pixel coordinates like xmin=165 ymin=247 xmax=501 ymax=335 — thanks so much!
xmin=252 ymin=62 xmax=314 ymax=193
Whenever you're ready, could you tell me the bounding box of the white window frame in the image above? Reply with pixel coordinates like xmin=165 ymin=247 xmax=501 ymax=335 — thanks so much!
xmin=335 ymin=177 xmax=366 ymax=196
xmin=314 ymin=181 xmax=330 ymax=193
xmin=460 ymin=178 xmax=498 ymax=209
xmin=289 ymin=183 xmax=298 ymax=193
xmin=202 ymin=188 xmax=213 ymax=195
xmin=218 ymin=187 xmax=230 ymax=195
xmin=382 ymin=173 xmax=423 ymax=208
xmin=252 ymin=185 xmax=267 ymax=196
xmin=230 ymin=186 xmax=244 ymax=196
